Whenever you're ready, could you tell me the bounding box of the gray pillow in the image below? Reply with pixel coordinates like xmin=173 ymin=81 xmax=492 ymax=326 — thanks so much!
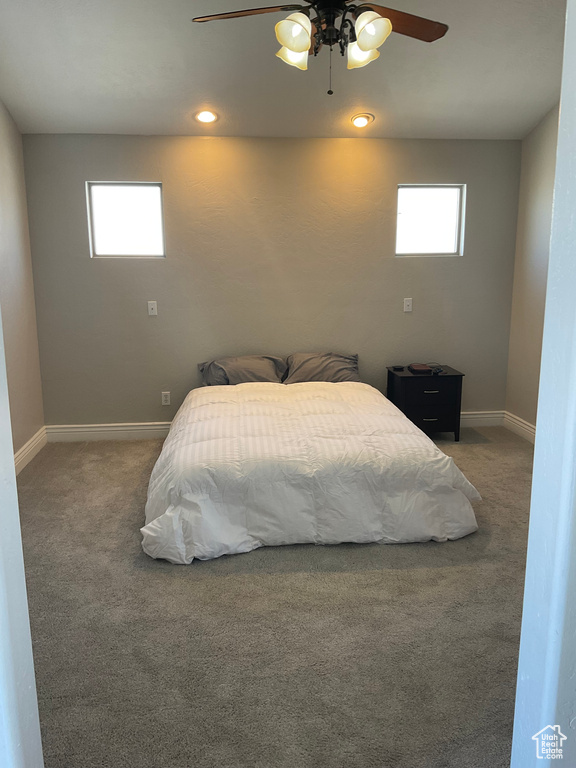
xmin=283 ymin=352 xmax=360 ymax=384
xmin=199 ymin=355 xmax=287 ymax=386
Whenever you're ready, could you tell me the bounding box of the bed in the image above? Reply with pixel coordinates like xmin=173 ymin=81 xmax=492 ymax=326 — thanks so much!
xmin=141 ymin=381 xmax=480 ymax=564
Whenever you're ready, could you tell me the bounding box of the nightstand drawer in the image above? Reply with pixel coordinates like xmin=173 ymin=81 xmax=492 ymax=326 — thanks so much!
xmin=404 ymin=377 xmax=458 ymax=405
xmin=405 ymin=407 xmax=458 ymax=433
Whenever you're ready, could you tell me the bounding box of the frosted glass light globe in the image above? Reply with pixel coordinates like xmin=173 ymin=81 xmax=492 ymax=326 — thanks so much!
xmin=347 ymin=41 xmax=380 ymax=70
xmin=276 ymin=46 xmax=308 ymax=70
xmin=355 ymin=11 xmax=392 ymax=52
xmin=275 ymin=13 xmax=312 ymax=53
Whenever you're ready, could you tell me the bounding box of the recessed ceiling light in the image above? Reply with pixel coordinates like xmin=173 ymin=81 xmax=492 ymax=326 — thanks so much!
xmin=196 ymin=110 xmax=218 ymax=123
xmin=351 ymin=113 xmax=375 ymax=128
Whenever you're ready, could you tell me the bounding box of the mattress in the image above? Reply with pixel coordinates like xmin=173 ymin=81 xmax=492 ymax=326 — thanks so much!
xmin=141 ymin=381 xmax=480 ymax=564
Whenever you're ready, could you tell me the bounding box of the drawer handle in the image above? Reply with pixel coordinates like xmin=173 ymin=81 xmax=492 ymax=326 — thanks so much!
xmin=422 ymin=418 xmax=438 ymax=422
xmin=424 ymin=390 xmax=440 ymax=394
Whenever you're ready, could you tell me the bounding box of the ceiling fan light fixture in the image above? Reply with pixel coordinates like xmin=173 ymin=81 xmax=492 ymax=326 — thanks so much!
xmin=195 ymin=110 xmax=218 ymax=123
xmin=192 ymin=4 xmax=449 ymax=81
xmin=347 ymin=41 xmax=379 ymax=70
xmin=355 ymin=11 xmax=393 ymax=52
xmin=275 ymin=12 xmax=312 ymax=53
xmin=276 ymin=46 xmax=308 ymax=70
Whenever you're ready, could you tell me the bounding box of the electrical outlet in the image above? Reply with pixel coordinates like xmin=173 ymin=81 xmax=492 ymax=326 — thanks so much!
xmin=403 ymin=298 xmax=413 ymax=313
xmin=161 ymin=391 xmax=170 ymax=406
xmin=148 ymin=301 xmax=158 ymax=316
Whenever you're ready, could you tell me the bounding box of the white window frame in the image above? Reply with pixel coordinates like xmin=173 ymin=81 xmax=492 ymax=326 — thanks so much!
xmin=395 ymin=183 xmax=466 ymax=258
xmin=86 ymin=181 xmax=166 ymax=259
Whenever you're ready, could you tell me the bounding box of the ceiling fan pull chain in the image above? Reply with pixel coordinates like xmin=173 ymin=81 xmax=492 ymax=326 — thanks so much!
xmin=327 ymin=46 xmax=334 ymax=95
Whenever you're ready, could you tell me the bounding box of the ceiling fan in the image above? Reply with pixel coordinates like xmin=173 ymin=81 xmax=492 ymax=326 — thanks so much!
xmin=192 ymin=1 xmax=448 ymax=73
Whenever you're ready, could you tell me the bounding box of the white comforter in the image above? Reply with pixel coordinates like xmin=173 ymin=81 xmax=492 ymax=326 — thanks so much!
xmin=142 ymin=382 xmax=480 ymax=564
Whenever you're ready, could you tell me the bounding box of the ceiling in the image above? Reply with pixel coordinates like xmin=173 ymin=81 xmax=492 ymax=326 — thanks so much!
xmin=0 ymin=0 xmax=566 ymax=138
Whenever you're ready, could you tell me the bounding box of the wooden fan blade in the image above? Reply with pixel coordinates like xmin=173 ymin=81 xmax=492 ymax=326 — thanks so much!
xmin=363 ymin=5 xmax=448 ymax=42
xmin=193 ymin=5 xmax=302 ymax=23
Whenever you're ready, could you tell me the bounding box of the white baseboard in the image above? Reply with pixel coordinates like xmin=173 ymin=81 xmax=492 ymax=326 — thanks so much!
xmin=461 ymin=410 xmax=535 ymax=442
xmin=14 ymin=426 xmax=47 ymax=475
xmin=461 ymin=410 xmax=505 ymax=428
xmin=503 ymin=411 xmax=536 ymax=443
xmin=46 ymin=422 xmax=171 ymax=442
xmin=38 ymin=411 xmax=535 ymax=446
xmin=50 ymin=416 xmax=499 ymax=442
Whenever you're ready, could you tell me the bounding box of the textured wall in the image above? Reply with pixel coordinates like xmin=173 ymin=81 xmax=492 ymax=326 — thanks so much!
xmin=506 ymin=107 xmax=559 ymax=425
xmin=0 ymin=100 xmax=44 ymax=451
xmin=23 ymin=135 xmax=521 ymax=425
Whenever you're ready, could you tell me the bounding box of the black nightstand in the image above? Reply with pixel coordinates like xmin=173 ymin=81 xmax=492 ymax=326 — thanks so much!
xmin=386 ymin=365 xmax=464 ymax=441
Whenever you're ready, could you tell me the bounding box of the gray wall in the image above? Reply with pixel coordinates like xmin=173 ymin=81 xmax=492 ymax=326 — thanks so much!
xmin=0 ymin=101 xmax=44 ymax=452
xmin=23 ymin=135 xmax=521 ymax=425
xmin=506 ymin=107 xmax=559 ymax=425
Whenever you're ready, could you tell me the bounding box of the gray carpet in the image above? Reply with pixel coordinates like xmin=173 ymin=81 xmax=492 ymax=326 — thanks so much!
xmin=17 ymin=427 xmax=533 ymax=768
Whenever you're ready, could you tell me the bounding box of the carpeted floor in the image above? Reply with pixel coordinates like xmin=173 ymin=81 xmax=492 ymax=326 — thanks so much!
xmin=17 ymin=427 xmax=533 ymax=768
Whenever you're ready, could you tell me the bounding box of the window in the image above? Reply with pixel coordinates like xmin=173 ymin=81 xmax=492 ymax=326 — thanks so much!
xmin=395 ymin=184 xmax=465 ymax=257
xmin=86 ymin=182 xmax=165 ymax=258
